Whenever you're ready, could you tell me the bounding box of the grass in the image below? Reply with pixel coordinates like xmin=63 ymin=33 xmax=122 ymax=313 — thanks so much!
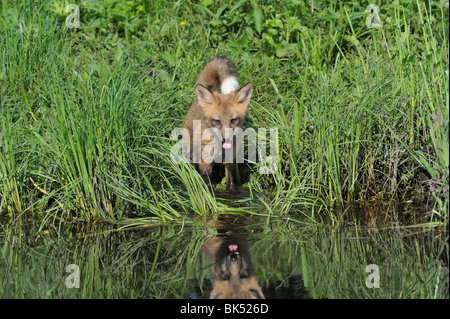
xmin=0 ymin=0 xmax=448 ymax=225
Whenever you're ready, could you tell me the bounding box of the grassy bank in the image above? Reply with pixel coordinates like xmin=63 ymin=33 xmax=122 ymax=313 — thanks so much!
xmin=0 ymin=0 xmax=448 ymax=224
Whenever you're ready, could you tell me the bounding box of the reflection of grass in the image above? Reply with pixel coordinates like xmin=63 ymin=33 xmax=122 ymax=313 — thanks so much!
xmin=251 ymin=221 xmax=448 ymax=299
xmin=0 ymin=1 xmax=448 ymax=225
xmin=0 ymin=217 xmax=447 ymax=298
xmin=308 ymin=227 xmax=448 ymax=298
xmin=0 ymin=222 xmax=205 ymax=298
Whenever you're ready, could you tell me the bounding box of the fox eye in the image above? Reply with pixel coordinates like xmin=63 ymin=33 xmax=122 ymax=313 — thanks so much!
xmin=211 ymin=119 xmax=221 ymax=126
xmin=240 ymin=270 xmax=249 ymax=279
xmin=231 ymin=118 xmax=239 ymax=125
xmin=221 ymin=272 xmax=230 ymax=281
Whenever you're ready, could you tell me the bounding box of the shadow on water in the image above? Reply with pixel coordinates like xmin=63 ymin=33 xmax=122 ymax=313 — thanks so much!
xmin=0 ymin=196 xmax=448 ymax=298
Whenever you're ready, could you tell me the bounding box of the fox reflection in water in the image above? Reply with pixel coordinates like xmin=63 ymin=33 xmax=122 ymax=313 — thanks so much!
xmin=202 ymin=231 xmax=265 ymax=299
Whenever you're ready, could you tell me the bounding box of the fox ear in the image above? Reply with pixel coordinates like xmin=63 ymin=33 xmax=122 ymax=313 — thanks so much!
xmin=234 ymin=82 xmax=253 ymax=104
xmin=195 ymin=84 xmax=215 ymax=106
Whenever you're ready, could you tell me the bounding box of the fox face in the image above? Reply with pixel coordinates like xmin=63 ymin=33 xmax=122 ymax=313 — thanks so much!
xmin=195 ymin=82 xmax=253 ymax=149
xmin=203 ymin=236 xmax=265 ymax=299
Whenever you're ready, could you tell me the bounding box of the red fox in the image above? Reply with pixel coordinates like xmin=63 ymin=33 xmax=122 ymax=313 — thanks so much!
xmin=183 ymin=57 xmax=253 ymax=191
xmin=202 ymin=234 xmax=265 ymax=299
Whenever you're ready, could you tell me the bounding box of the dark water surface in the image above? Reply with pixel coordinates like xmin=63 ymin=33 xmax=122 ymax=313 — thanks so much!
xmin=0 ymin=203 xmax=448 ymax=299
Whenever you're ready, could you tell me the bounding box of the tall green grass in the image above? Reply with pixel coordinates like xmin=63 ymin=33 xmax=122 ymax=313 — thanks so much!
xmin=0 ymin=0 xmax=448 ymax=224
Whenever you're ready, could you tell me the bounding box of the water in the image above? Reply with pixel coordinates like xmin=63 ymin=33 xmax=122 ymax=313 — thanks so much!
xmin=0 ymin=205 xmax=448 ymax=299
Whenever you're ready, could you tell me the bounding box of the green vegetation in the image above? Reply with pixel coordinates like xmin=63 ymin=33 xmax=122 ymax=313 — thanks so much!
xmin=1 ymin=1 xmax=448 ymax=300
xmin=1 ymin=216 xmax=447 ymax=298
xmin=0 ymin=0 xmax=448 ymax=225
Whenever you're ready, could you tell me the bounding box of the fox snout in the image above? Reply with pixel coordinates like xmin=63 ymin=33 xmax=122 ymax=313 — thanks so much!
xmin=222 ymin=129 xmax=234 ymax=150
xmin=227 ymin=243 xmax=241 ymax=263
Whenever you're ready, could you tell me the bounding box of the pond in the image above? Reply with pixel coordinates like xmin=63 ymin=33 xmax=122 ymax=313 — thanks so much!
xmin=0 ymin=202 xmax=448 ymax=300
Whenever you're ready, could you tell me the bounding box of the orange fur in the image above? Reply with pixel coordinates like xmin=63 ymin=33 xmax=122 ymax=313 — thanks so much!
xmin=202 ymin=235 xmax=265 ymax=299
xmin=183 ymin=57 xmax=253 ymax=191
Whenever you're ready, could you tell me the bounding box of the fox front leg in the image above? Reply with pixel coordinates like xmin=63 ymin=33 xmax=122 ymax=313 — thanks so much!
xmin=225 ymin=163 xmax=236 ymax=191
xmin=199 ymin=161 xmax=214 ymax=192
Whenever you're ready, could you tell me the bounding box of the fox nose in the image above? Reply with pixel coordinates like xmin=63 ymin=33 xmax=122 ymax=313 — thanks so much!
xmin=222 ymin=129 xmax=234 ymax=150
xmin=223 ymin=128 xmax=235 ymax=142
